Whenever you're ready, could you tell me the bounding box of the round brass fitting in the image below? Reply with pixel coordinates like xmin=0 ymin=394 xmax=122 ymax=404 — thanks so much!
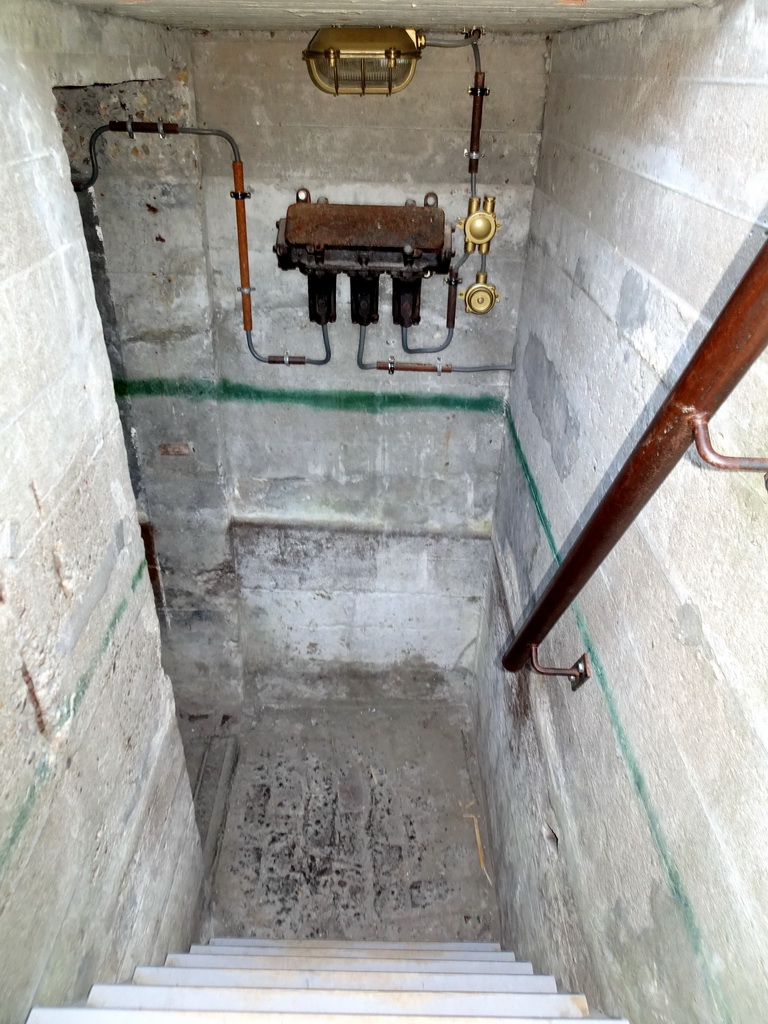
xmin=459 ymin=272 xmax=500 ymax=315
xmin=458 ymin=196 xmax=501 ymax=254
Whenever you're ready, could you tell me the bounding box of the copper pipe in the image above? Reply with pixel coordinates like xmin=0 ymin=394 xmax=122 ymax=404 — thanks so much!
xmin=232 ymin=161 xmax=253 ymax=333
xmin=375 ymin=361 xmax=453 ymax=373
xmin=267 ymin=355 xmax=307 ymax=365
xmin=468 ymin=72 xmax=486 ymax=176
xmin=502 ymin=241 xmax=768 ymax=673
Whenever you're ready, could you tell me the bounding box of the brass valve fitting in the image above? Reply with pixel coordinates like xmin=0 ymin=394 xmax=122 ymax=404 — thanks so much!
xmin=459 ymin=272 xmax=500 ymax=315
xmin=457 ymin=195 xmax=501 ymax=254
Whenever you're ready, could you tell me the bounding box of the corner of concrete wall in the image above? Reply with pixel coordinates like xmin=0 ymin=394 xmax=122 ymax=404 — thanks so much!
xmin=474 ymin=1 xmax=768 ymax=1022
xmin=0 ymin=3 xmax=203 ymax=1019
xmin=54 ymin=25 xmax=551 ymax=712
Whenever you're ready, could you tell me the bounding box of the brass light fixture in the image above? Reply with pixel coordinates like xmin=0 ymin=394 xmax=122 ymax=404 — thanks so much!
xmin=302 ymin=27 xmax=425 ymax=96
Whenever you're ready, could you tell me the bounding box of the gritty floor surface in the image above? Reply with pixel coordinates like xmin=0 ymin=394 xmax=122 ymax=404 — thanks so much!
xmin=184 ymin=698 xmax=499 ymax=943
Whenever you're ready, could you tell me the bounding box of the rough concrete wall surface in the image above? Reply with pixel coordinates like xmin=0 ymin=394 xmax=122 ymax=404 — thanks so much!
xmin=0 ymin=3 xmax=203 ymax=1020
xmin=61 ymin=29 xmax=548 ymax=710
xmin=474 ymin=1 xmax=768 ymax=1022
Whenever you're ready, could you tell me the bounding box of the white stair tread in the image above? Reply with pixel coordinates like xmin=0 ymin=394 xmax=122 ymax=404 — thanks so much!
xmin=133 ymin=967 xmax=538 ymax=991
xmin=165 ymin=955 xmax=524 ymax=975
xmin=189 ymin=946 xmax=516 ymax=963
xmin=29 ymin=1011 xmax=629 ymax=1024
xmin=88 ymin=985 xmax=574 ymax=1013
xmin=210 ymin=940 xmax=502 ymax=952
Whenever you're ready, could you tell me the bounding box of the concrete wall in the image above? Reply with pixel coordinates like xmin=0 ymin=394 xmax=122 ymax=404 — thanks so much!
xmin=474 ymin=1 xmax=768 ymax=1022
xmin=59 ymin=29 xmax=549 ymax=711
xmin=0 ymin=3 xmax=203 ymax=1019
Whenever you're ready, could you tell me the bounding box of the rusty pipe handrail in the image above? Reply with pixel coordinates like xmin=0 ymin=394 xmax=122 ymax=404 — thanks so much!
xmin=502 ymin=241 xmax=768 ymax=675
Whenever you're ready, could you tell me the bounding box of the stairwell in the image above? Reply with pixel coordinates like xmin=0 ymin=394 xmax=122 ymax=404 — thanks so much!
xmin=5 ymin=2 xmax=767 ymax=1023
xmin=27 ymin=938 xmax=629 ymax=1022
xmin=25 ymin=690 xmax=629 ymax=1023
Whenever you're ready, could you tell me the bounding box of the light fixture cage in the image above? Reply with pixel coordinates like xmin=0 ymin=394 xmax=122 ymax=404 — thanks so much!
xmin=303 ymin=27 xmax=425 ymax=96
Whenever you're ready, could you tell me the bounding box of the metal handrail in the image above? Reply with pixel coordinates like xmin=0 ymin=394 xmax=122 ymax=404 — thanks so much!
xmin=502 ymin=241 xmax=768 ymax=679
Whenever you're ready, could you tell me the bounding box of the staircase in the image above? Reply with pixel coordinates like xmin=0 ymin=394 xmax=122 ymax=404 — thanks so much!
xmin=27 ymin=938 xmax=628 ymax=1023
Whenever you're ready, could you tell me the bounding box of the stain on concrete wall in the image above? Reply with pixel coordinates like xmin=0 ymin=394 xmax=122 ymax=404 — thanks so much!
xmin=522 ymin=331 xmax=580 ymax=480
xmin=474 ymin=2 xmax=768 ymax=1023
xmin=0 ymin=3 xmax=203 ymax=1020
xmin=616 ymin=267 xmax=649 ymax=336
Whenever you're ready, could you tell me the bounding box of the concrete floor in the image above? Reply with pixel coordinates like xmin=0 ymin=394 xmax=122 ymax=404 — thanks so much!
xmin=181 ymin=694 xmax=499 ymax=943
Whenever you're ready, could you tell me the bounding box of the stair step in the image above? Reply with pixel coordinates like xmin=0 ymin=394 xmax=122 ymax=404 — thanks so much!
xmin=29 ymin=1011 xmax=629 ymax=1024
xmin=209 ymin=939 xmax=502 ymax=952
xmin=87 ymin=985 xmax=573 ymax=1014
xmin=164 ymin=955 xmax=527 ymax=975
xmin=133 ymin=967 xmax=538 ymax=991
xmin=190 ymin=946 xmax=515 ymax=963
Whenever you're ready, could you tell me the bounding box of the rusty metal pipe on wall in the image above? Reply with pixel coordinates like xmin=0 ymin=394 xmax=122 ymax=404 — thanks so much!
xmin=73 ymin=120 xmax=254 ymax=337
xmin=467 ymin=72 xmax=486 ymax=177
xmin=376 ymin=360 xmax=453 ymax=373
xmin=502 ymin=241 xmax=768 ymax=674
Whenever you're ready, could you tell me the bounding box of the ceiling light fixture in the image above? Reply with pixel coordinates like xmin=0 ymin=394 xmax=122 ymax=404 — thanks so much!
xmin=302 ymin=27 xmax=425 ymax=96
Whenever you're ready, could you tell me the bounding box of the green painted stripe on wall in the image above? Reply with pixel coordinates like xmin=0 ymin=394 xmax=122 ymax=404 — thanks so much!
xmin=0 ymin=558 xmax=146 ymax=883
xmin=113 ymin=377 xmax=506 ymax=416
xmin=0 ymin=759 xmax=51 ymax=881
xmin=131 ymin=558 xmax=147 ymax=592
xmin=503 ymin=405 xmax=730 ymax=1024
xmin=56 ymin=597 xmax=129 ymax=731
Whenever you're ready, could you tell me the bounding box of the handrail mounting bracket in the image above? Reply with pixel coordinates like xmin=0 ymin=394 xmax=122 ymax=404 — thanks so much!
xmin=529 ymin=644 xmax=591 ymax=691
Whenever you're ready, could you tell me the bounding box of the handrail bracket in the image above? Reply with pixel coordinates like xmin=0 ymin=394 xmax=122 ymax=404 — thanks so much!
xmin=529 ymin=644 xmax=591 ymax=691
xmin=690 ymin=413 xmax=768 ymax=474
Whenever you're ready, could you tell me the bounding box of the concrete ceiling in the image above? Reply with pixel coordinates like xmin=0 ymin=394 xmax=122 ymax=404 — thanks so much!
xmin=50 ymin=0 xmax=700 ymax=33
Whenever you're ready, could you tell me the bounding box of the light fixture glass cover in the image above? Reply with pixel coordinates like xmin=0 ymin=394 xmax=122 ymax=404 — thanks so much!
xmin=303 ymin=27 xmax=425 ymax=96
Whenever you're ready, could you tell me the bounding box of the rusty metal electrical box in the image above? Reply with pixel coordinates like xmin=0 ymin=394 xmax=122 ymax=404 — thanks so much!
xmin=274 ymin=189 xmax=454 ymax=328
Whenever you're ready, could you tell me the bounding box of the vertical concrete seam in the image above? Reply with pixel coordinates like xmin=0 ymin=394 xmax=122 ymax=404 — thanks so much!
xmin=502 ymin=404 xmax=732 ymax=1024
